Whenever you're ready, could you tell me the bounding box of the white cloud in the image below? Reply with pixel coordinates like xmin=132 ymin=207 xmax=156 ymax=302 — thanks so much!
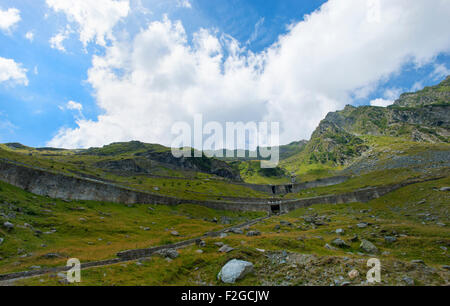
xmin=177 ymin=0 xmax=192 ymax=9
xmin=25 ymin=31 xmax=34 ymax=42
xmin=46 ymin=0 xmax=130 ymax=47
xmin=49 ymin=27 xmax=71 ymax=52
xmin=48 ymin=0 xmax=450 ymax=149
xmin=66 ymin=101 xmax=83 ymax=111
xmin=0 ymin=57 xmax=28 ymax=86
xmin=431 ymin=63 xmax=450 ymax=80
xmin=370 ymin=98 xmax=393 ymax=107
xmin=0 ymin=8 xmax=20 ymax=33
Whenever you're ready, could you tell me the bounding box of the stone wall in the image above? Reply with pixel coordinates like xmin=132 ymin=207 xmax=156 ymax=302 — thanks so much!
xmin=0 ymin=160 xmax=433 ymax=214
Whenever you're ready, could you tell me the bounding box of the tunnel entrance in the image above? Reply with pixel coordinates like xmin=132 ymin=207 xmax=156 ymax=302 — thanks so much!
xmin=271 ymin=204 xmax=280 ymax=215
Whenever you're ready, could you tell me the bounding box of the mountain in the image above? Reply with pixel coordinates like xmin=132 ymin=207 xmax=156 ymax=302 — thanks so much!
xmin=281 ymin=76 xmax=450 ymax=178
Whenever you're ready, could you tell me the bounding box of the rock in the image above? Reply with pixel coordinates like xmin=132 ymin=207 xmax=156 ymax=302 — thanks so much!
xmin=402 ymin=277 xmax=415 ymax=286
xmin=219 ymin=233 xmax=228 ymax=238
xmin=197 ymin=240 xmax=206 ymax=247
xmin=436 ymin=223 xmax=446 ymax=227
xmin=3 ymin=221 xmax=14 ymax=230
xmin=43 ymin=253 xmax=63 ymax=259
xmin=331 ymin=238 xmax=350 ymax=248
xmin=256 ymin=248 xmax=265 ymax=253
xmin=442 ymin=265 xmax=450 ymax=270
xmin=439 ymin=187 xmax=450 ymax=192
xmin=219 ymin=245 xmax=234 ymax=253
xmin=246 ymin=231 xmax=261 ymax=237
xmin=196 ymin=250 xmax=204 ymax=254
xmin=230 ymin=228 xmax=244 ymax=235
xmin=170 ymin=231 xmax=180 ymax=236
xmin=153 ymin=187 xmax=160 ymax=191
xmin=156 ymin=249 xmax=179 ymax=259
xmin=336 ymin=228 xmax=345 ymax=235
xmin=214 ymin=242 xmax=224 ymax=247
xmin=217 ymin=259 xmax=254 ymax=284
xmin=79 ymin=218 xmax=87 ymax=222
xmin=0 ymin=237 xmax=3 ymax=245
xmin=274 ymin=225 xmax=281 ymax=230
xmin=30 ymin=266 xmax=41 ymax=270
xmin=348 ymin=269 xmax=359 ymax=280
xmin=411 ymin=260 xmax=425 ymax=265
xmin=357 ymin=223 xmax=369 ymax=229
xmin=384 ymin=236 xmax=397 ymax=244
xmin=280 ymin=220 xmax=292 ymax=226
xmin=348 ymin=235 xmax=358 ymax=243
xmin=360 ymin=239 xmax=379 ymax=254
xmin=325 ymin=244 xmax=337 ymax=250
xmin=417 ymin=199 xmax=426 ymax=204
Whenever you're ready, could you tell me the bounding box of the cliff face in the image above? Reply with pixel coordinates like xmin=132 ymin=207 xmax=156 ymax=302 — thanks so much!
xmin=296 ymin=76 xmax=450 ymax=166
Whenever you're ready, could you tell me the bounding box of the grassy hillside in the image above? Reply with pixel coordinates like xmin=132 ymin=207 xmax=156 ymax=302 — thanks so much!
xmin=11 ymin=176 xmax=449 ymax=286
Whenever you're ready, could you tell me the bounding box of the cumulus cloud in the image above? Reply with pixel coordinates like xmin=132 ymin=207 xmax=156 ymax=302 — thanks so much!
xmin=49 ymin=27 xmax=72 ymax=52
xmin=46 ymin=0 xmax=130 ymax=47
xmin=0 ymin=57 xmax=28 ymax=86
xmin=25 ymin=31 xmax=34 ymax=42
xmin=0 ymin=8 xmax=20 ymax=33
xmin=370 ymin=98 xmax=393 ymax=107
xmin=177 ymin=0 xmax=192 ymax=9
xmin=66 ymin=101 xmax=83 ymax=111
xmin=48 ymin=0 xmax=450 ymax=149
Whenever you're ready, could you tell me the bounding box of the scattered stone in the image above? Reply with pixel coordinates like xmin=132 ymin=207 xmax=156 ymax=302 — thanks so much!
xmin=79 ymin=218 xmax=87 ymax=222
xmin=255 ymin=248 xmax=265 ymax=253
xmin=0 ymin=237 xmax=3 ymax=245
xmin=30 ymin=266 xmax=41 ymax=270
xmin=402 ymin=277 xmax=415 ymax=286
xmin=214 ymin=242 xmax=224 ymax=247
xmin=197 ymin=240 xmax=206 ymax=247
xmin=43 ymin=253 xmax=63 ymax=259
xmin=219 ymin=233 xmax=228 ymax=238
xmin=274 ymin=225 xmax=281 ymax=230
xmin=436 ymin=223 xmax=446 ymax=227
xmin=280 ymin=220 xmax=292 ymax=226
xmin=230 ymin=228 xmax=244 ymax=235
xmin=153 ymin=187 xmax=160 ymax=191
xmin=195 ymin=250 xmax=204 ymax=254
xmin=331 ymin=238 xmax=350 ymax=248
xmin=246 ymin=231 xmax=261 ymax=237
xmin=411 ymin=260 xmax=425 ymax=265
xmin=357 ymin=223 xmax=369 ymax=229
xmin=350 ymin=235 xmax=359 ymax=242
xmin=142 ymin=227 xmax=150 ymax=231
xmin=170 ymin=231 xmax=180 ymax=237
xmin=336 ymin=228 xmax=345 ymax=235
xmin=417 ymin=199 xmax=426 ymax=205
xmin=384 ymin=236 xmax=397 ymax=244
xmin=442 ymin=265 xmax=450 ymax=270
xmin=156 ymin=249 xmax=179 ymax=259
xmin=439 ymin=187 xmax=450 ymax=192
xmin=325 ymin=244 xmax=337 ymax=250
xmin=348 ymin=269 xmax=359 ymax=280
xmin=3 ymin=221 xmax=14 ymax=231
xmin=219 ymin=245 xmax=234 ymax=253
xmin=360 ymin=239 xmax=379 ymax=254
xmin=217 ymin=259 xmax=254 ymax=284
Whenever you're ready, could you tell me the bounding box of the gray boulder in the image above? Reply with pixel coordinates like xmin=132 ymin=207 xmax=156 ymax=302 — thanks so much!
xmin=331 ymin=238 xmax=350 ymax=248
xmin=360 ymin=239 xmax=379 ymax=254
xmin=246 ymin=231 xmax=261 ymax=237
xmin=384 ymin=236 xmax=397 ymax=244
xmin=156 ymin=249 xmax=179 ymax=259
xmin=217 ymin=259 xmax=254 ymax=284
xmin=219 ymin=245 xmax=234 ymax=253
xmin=3 ymin=221 xmax=14 ymax=231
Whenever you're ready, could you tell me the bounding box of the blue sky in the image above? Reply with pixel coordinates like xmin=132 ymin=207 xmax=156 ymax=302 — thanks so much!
xmin=0 ymin=0 xmax=449 ymax=148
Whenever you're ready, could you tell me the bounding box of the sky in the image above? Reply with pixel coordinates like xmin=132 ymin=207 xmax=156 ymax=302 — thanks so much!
xmin=0 ymin=0 xmax=449 ymax=149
